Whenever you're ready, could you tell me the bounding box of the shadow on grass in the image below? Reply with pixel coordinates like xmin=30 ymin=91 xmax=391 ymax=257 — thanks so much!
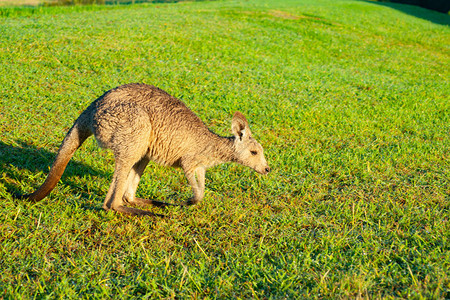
xmin=366 ymin=1 xmax=450 ymax=26
xmin=0 ymin=140 xmax=107 ymax=211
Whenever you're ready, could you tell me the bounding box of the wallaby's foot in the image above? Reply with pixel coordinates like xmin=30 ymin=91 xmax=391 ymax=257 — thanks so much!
xmin=125 ymin=197 xmax=176 ymax=208
xmin=109 ymin=205 xmax=164 ymax=217
xmin=134 ymin=197 xmax=176 ymax=208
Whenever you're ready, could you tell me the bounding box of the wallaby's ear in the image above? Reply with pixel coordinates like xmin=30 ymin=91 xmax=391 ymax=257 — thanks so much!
xmin=232 ymin=111 xmax=252 ymax=140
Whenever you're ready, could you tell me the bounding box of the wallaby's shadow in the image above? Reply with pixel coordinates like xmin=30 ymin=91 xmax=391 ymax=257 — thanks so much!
xmin=0 ymin=140 xmax=107 ymax=210
xmin=365 ymin=1 xmax=449 ymax=26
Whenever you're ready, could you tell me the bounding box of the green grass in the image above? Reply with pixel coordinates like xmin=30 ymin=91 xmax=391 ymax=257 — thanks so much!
xmin=0 ymin=0 xmax=449 ymax=298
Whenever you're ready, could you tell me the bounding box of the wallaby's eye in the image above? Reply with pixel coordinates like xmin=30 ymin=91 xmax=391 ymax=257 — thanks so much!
xmin=250 ymin=150 xmax=258 ymax=156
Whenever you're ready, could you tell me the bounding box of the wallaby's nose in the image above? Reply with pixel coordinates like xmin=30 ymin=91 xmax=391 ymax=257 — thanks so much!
xmin=265 ymin=166 xmax=271 ymax=174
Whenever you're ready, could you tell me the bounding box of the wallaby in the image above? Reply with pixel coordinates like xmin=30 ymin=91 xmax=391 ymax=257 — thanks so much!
xmin=17 ymin=83 xmax=270 ymax=216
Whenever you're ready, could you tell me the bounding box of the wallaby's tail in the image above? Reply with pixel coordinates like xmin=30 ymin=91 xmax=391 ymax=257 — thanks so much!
xmin=18 ymin=116 xmax=92 ymax=202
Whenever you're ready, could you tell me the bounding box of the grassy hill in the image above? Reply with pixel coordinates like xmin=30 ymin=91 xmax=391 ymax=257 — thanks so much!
xmin=0 ymin=0 xmax=449 ymax=298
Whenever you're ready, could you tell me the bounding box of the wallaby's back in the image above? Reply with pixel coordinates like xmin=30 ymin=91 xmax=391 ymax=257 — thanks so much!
xmin=91 ymin=83 xmax=216 ymax=167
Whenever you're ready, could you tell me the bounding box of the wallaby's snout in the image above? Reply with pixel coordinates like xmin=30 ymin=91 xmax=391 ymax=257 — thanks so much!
xmin=251 ymin=148 xmax=270 ymax=175
xmin=231 ymin=111 xmax=270 ymax=176
xmin=255 ymin=153 xmax=270 ymax=175
xmin=262 ymin=165 xmax=271 ymax=175
xmin=255 ymin=165 xmax=270 ymax=175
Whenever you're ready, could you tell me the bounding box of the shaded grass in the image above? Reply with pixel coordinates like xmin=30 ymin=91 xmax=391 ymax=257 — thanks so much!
xmin=0 ymin=0 xmax=449 ymax=298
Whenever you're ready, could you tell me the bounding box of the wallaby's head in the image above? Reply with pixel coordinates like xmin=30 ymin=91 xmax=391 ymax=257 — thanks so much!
xmin=231 ymin=112 xmax=270 ymax=175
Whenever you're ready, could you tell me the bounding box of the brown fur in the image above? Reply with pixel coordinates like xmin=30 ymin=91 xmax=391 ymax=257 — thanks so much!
xmin=18 ymin=83 xmax=270 ymax=216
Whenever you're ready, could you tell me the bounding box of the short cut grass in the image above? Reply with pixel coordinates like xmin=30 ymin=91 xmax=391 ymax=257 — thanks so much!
xmin=0 ymin=0 xmax=449 ymax=298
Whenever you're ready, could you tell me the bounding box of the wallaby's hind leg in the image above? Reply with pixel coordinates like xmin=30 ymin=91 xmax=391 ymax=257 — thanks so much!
xmin=122 ymin=156 xmax=150 ymax=205
xmin=103 ymin=159 xmax=141 ymax=214
xmin=96 ymin=106 xmax=162 ymax=216
xmin=123 ymin=157 xmax=176 ymax=208
xmin=103 ymin=159 xmax=162 ymax=217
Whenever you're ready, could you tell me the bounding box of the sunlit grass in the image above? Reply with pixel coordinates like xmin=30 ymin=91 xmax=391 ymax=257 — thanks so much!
xmin=0 ymin=0 xmax=449 ymax=298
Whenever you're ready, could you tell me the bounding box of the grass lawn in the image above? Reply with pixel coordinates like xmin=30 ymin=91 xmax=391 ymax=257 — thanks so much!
xmin=0 ymin=0 xmax=449 ymax=298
